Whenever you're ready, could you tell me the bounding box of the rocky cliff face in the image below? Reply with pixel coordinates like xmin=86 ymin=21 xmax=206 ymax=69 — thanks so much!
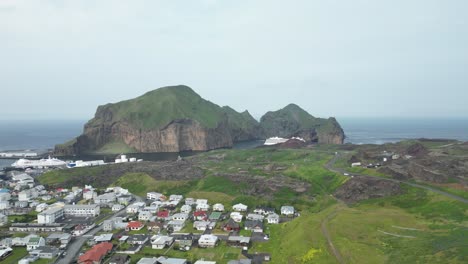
xmin=260 ymin=104 xmax=345 ymax=144
xmin=55 ymin=86 xmax=345 ymax=155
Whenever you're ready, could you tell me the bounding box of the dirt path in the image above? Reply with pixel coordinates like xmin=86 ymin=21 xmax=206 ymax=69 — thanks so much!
xmin=378 ymin=230 xmax=415 ymax=238
xmin=321 ymin=209 xmax=345 ymax=264
xmin=326 ymin=153 xmax=468 ymax=204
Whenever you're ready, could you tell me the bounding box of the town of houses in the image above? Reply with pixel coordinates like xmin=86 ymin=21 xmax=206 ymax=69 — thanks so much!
xmin=0 ymin=170 xmax=299 ymax=264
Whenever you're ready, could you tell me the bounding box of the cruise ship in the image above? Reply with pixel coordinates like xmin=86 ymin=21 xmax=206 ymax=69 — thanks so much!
xmin=264 ymin=137 xmax=289 ymax=145
xmin=264 ymin=137 xmax=306 ymax=146
xmin=12 ymin=156 xmax=67 ymax=168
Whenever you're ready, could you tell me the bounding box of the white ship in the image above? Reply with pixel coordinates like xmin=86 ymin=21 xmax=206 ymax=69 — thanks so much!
xmin=12 ymin=156 xmax=67 ymax=168
xmin=264 ymin=137 xmax=289 ymax=146
xmin=264 ymin=137 xmax=306 ymax=146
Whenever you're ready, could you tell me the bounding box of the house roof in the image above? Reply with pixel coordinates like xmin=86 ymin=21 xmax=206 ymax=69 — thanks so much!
xmin=78 ymin=242 xmax=113 ymax=263
xmin=127 ymin=221 xmax=144 ymax=228
xmin=244 ymin=220 xmax=264 ymax=229
xmin=157 ymin=210 xmax=169 ymax=218
xmin=209 ymin=212 xmax=222 ymax=219
xmin=193 ymin=211 xmax=207 ymax=217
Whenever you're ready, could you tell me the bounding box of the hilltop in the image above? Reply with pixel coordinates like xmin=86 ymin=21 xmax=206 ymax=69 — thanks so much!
xmin=55 ymin=85 xmax=344 ymax=154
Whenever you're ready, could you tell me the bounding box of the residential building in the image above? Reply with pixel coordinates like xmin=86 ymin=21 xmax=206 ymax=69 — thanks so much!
xmin=198 ymin=234 xmax=218 ymax=248
xmin=193 ymin=221 xmax=211 ymax=231
xmin=280 ymin=206 xmax=295 ymax=216
xmin=126 ymin=221 xmax=144 ymax=231
xmin=172 ymin=213 xmax=189 ymax=221
xmin=128 ymin=235 xmax=149 ymax=245
xmin=138 ymin=211 xmax=153 ymax=221
xmin=147 ymin=192 xmax=165 ymax=201
xmin=254 ymin=207 xmax=275 ymax=215
xmin=244 ymin=220 xmax=264 ymax=233
xmin=117 ymin=195 xmax=132 ymax=205
xmin=174 ymin=235 xmax=194 ymax=249
xmin=64 ymin=204 xmax=100 ymax=217
xmin=156 ymin=210 xmax=170 ymax=220
xmin=213 ymin=203 xmax=224 ymax=212
xmin=150 ymin=235 xmax=174 ymax=249
xmin=0 ymin=213 xmax=7 ymax=226
xmin=27 ymin=236 xmax=46 ymax=251
xmin=185 ymin=198 xmax=195 ymax=205
xmin=30 ymin=246 xmax=59 ymax=259
xmin=209 ymin=212 xmax=222 ymax=222
xmin=230 ymin=212 xmax=243 ymax=223
xmin=227 ymin=236 xmax=251 ymax=248
xmin=112 ymin=204 xmax=124 ymax=211
xmin=83 ymin=190 xmax=97 ymax=200
xmin=232 ymin=203 xmax=248 ymax=212
xmin=266 ymin=213 xmax=280 ymax=224
xmin=78 ymin=242 xmax=113 ymax=264
xmin=222 ymin=219 xmax=240 ymax=232
xmin=196 ymin=203 xmax=210 ymax=211
xmin=193 ymin=211 xmax=208 ymax=221
xmin=180 ymin=204 xmax=192 ymax=214
xmin=38 ymin=207 xmax=64 ymax=224
xmin=94 ymin=193 xmax=116 ymax=204
xmin=0 ymin=192 xmax=11 ymax=202
xmin=246 ymin=213 xmax=264 ymax=221
xmin=166 ymin=220 xmax=185 ymax=232
xmin=94 ymin=234 xmax=113 ymax=243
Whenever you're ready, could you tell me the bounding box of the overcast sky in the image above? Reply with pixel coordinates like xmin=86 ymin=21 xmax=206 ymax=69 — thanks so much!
xmin=1 ymin=0 xmax=467 ymax=120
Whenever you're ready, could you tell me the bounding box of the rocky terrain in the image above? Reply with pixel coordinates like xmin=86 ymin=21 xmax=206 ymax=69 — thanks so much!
xmin=345 ymin=140 xmax=468 ymax=188
xmin=334 ymin=176 xmax=402 ymax=204
xmin=55 ymin=85 xmax=344 ymax=155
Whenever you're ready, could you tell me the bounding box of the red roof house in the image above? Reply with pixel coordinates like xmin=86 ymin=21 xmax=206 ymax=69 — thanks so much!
xmin=156 ymin=210 xmax=170 ymax=219
xmin=193 ymin=211 xmax=208 ymax=221
xmin=126 ymin=221 xmax=144 ymax=231
xmin=78 ymin=242 xmax=113 ymax=264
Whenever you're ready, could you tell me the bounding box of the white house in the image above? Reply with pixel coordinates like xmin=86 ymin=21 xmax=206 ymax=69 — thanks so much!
xmin=180 ymin=205 xmax=192 ymax=214
xmin=26 ymin=236 xmax=45 ymax=251
xmin=266 ymin=213 xmax=280 ymax=224
xmin=193 ymin=221 xmax=210 ymax=231
xmin=169 ymin=195 xmax=183 ymax=202
xmin=185 ymin=198 xmax=195 ymax=205
xmin=0 ymin=213 xmax=7 ymax=226
xmin=0 ymin=201 xmax=10 ymax=210
xmin=151 ymin=235 xmax=174 ymax=249
xmin=139 ymin=211 xmax=153 ymax=221
xmin=232 ymin=203 xmax=248 ymax=212
xmin=0 ymin=192 xmax=11 ymax=202
xmin=246 ymin=213 xmax=264 ymax=221
xmin=230 ymin=212 xmax=243 ymax=223
xmin=280 ymin=206 xmax=295 ymax=216
xmin=147 ymin=192 xmax=165 ymax=201
xmin=112 ymin=204 xmax=124 ymax=212
xmin=196 ymin=199 xmax=208 ymax=205
xmin=83 ymin=190 xmax=97 ymax=200
xmin=127 ymin=203 xmax=145 ymax=214
xmin=166 ymin=220 xmax=185 ymax=232
xmin=196 ymin=203 xmax=210 ymax=211
xmin=172 ymin=213 xmax=189 ymax=222
xmin=212 ymin=203 xmax=225 ymax=212
xmin=198 ymin=234 xmax=218 ymax=248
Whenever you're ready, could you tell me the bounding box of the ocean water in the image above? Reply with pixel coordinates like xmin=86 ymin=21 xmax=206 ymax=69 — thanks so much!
xmin=339 ymin=118 xmax=468 ymax=144
xmin=1 ymin=118 xmax=467 ymax=170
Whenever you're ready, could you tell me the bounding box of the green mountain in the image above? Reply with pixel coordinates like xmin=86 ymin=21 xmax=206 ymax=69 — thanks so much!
xmin=260 ymin=104 xmax=345 ymax=144
xmin=55 ymin=86 xmax=344 ymax=155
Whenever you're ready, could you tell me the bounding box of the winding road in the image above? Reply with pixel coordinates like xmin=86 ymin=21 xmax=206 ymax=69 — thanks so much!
xmin=326 ymin=153 xmax=468 ymax=204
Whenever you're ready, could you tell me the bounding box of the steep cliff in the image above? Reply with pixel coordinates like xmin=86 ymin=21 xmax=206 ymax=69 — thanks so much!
xmin=259 ymin=104 xmax=345 ymax=144
xmin=56 ymin=86 xmax=255 ymax=154
xmin=55 ymin=86 xmax=345 ymax=155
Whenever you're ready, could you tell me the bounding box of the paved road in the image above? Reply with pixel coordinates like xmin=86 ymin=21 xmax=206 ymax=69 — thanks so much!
xmin=56 ymin=195 xmax=139 ymax=264
xmin=326 ymin=153 xmax=468 ymax=204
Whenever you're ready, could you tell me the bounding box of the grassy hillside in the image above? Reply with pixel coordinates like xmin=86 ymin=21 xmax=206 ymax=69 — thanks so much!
xmin=37 ymin=146 xmax=467 ymax=263
xmin=89 ymin=85 xmax=226 ymax=129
